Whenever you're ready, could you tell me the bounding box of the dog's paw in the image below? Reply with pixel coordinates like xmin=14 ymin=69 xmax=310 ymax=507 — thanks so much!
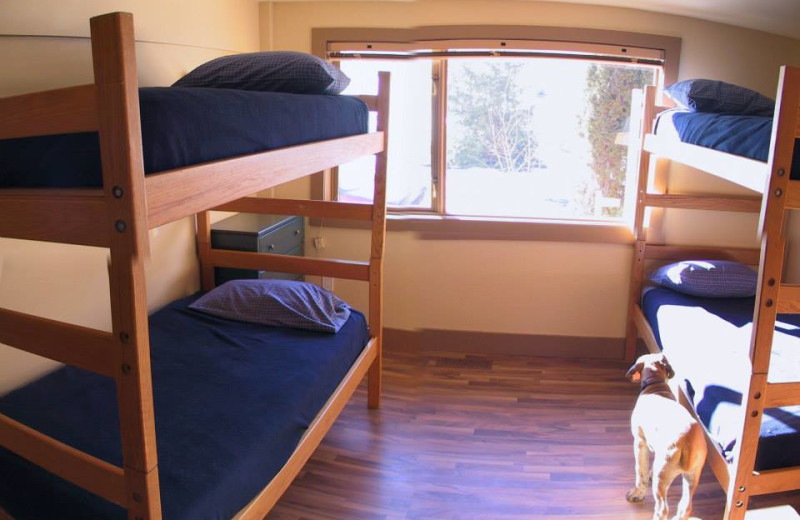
xmin=626 ymin=489 xmax=646 ymax=502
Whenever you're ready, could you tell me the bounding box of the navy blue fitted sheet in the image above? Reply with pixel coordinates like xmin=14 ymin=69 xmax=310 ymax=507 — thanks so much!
xmin=641 ymin=287 xmax=800 ymax=471
xmin=0 ymin=87 xmax=368 ymax=188
xmin=662 ymin=110 xmax=800 ymax=179
xmin=0 ymin=294 xmax=369 ymax=519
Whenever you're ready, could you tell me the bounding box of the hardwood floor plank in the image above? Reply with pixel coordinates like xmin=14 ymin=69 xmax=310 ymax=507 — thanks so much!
xmin=268 ymin=350 xmax=800 ymax=520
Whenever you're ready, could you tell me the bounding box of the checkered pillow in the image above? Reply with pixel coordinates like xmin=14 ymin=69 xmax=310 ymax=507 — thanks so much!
xmin=173 ymin=51 xmax=350 ymax=95
xmin=665 ymin=79 xmax=774 ymax=116
xmin=190 ymin=279 xmax=351 ymax=333
xmin=649 ymin=260 xmax=757 ymax=298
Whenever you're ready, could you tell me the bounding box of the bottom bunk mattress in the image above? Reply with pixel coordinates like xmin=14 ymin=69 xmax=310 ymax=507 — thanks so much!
xmin=641 ymin=287 xmax=800 ymax=471
xmin=0 ymin=293 xmax=370 ymax=519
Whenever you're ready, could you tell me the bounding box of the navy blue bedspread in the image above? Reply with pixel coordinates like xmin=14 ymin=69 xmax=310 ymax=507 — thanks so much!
xmin=642 ymin=287 xmax=800 ymax=471
xmin=670 ymin=111 xmax=800 ymax=179
xmin=0 ymin=294 xmax=369 ymax=519
xmin=0 ymin=87 xmax=368 ymax=188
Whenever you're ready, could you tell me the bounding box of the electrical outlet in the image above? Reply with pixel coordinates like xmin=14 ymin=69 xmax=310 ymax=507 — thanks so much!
xmin=321 ymin=277 xmax=334 ymax=291
xmin=313 ymin=236 xmax=326 ymax=249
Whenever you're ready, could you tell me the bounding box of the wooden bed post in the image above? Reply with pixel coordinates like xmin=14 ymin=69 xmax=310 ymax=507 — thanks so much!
xmin=91 ymin=12 xmax=162 ymax=520
xmin=624 ymin=85 xmax=657 ymax=362
xmin=368 ymin=71 xmax=390 ymax=409
xmin=196 ymin=211 xmax=215 ymax=291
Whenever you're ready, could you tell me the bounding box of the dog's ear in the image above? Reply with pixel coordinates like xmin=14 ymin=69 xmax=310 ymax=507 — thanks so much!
xmin=658 ymin=355 xmax=676 ymax=379
xmin=626 ymin=362 xmax=643 ymax=383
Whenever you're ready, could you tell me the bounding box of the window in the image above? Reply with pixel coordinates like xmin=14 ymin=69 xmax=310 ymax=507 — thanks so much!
xmin=326 ymin=31 xmax=676 ymax=226
xmin=337 ymin=59 xmax=433 ymax=209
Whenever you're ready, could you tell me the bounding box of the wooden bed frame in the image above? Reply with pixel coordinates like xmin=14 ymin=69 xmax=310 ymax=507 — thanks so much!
xmin=0 ymin=12 xmax=389 ymax=520
xmin=625 ymin=66 xmax=800 ymax=519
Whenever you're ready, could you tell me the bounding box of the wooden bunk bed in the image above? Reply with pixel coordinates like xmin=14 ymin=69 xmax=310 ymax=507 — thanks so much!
xmin=625 ymin=67 xmax=800 ymax=520
xmin=0 ymin=12 xmax=389 ymax=520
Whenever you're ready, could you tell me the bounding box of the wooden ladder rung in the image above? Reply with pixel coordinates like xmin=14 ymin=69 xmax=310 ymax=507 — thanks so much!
xmin=0 ymin=307 xmax=117 ymax=376
xmin=213 ymin=197 xmax=373 ymax=221
xmin=749 ymin=466 xmax=800 ymax=495
xmin=644 ymin=244 xmax=761 ymax=265
xmin=777 ymin=284 xmax=800 ymax=313
xmin=644 ymin=193 xmax=761 ymax=213
xmin=209 ymin=249 xmax=370 ymax=281
xmin=764 ymin=381 xmax=800 ymax=408
xmin=0 ymin=84 xmax=98 ymax=140
xmin=785 ymin=181 xmax=800 ymax=209
xmin=0 ymin=189 xmax=110 ymax=247
xmin=0 ymin=413 xmax=127 ymax=505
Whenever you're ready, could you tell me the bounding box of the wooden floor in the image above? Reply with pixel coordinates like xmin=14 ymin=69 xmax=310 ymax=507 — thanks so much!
xmin=267 ymin=350 xmax=800 ymax=520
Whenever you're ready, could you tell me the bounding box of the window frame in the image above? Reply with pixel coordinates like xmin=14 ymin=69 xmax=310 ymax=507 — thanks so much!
xmin=311 ymin=26 xmax=681 ymax=242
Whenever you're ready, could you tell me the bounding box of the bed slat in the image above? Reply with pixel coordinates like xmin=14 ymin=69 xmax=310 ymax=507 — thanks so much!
xmin=146 ymin=132 xmax=384 ymax=229
xmin=777 ymin=284 xmax=800 ymax=313
xmin=0 ymin=307 xmax=116 ymax=376
xmin=213 ymin=197 xmax=373 ymax=221
xmin=233 ymin=337 xmax=378 ymax=519
xmin=0 ymin=413 xmax=127 ymax=506
xmin=0 ymin=189 xmax=110 ymax=247
xmin=644 ymin=244 xmax=761 ymax=265
xmin=764 ymin=381 xmax=800 ymax=407
xmin=631 ymin=304 xmax=660 ymax=354
xmin=356 ymin=94 xmax=378 ymax=112
xmin=749 ymin=466 xmax=800 ymax=495
xmin=677 ymin=386 xmax=731 ymax=492
xmin=0 ymin=84 xmax=98 ymax=140
xmin=209 ymin=249 xmax=370 ymax=281
xmin=644 ymin=193 xmax=761 ymax=213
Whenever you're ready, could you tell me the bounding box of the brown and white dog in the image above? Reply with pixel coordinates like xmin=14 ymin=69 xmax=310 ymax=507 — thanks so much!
xmin=626 ymin=353 xmax=707 ymax=520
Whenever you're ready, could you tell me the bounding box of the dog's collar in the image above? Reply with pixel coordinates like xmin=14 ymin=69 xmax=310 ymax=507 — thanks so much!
xmin=640 ymin=377 xmax=669 ymax=392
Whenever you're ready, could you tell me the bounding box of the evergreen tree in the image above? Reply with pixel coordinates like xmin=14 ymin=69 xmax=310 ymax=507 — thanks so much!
xmin=584 ymin=64 xmax=652 ymax=216
xmin=449 ymin=62 xmax=543 ymax=173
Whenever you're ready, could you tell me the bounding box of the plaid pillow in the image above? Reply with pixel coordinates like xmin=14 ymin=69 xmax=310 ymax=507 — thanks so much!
xmin=665 ymin=79 xmax=774 ymax=117
xmin=173 ymin=51 xmax=350 ymax=95
xmin=649 ymin=260 xmax=757 ymax=298
xmin=190 ymin=279 xmax=351 ymax=333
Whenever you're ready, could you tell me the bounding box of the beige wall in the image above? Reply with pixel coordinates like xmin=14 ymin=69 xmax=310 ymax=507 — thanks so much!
xmin=263 ymin=0 xmax=800 ymax=339
xmin=0 ymin=0 xmax=260 ymax=394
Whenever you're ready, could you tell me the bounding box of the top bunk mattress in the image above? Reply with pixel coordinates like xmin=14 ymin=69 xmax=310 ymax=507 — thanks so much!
xmin=0 ymin=293 xmax=369 ymax=520
xmin=641 ymin=287 xmax=800 ymax=471
xmin=0 ymin=87 xmax=368 ymax=188
xmin=654 ymin=109 xmax=800 ymax=179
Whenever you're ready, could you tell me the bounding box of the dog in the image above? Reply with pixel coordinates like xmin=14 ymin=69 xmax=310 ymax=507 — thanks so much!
xmin=626 ymin=353 xmax=707 ymax=520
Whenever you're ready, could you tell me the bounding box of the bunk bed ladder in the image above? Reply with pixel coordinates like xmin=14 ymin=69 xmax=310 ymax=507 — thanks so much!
xmin=92 ymin=12 xmax=162 ymax=520
xmin=0 ymin=12 xmax=161 ymax=520
xmin=367 ymin=71 xmax=390 ymax=409
xmin=724 ymin=64 xmax=800 ymax=520
xmin=625 ymin=85 xmax=658 ymax=362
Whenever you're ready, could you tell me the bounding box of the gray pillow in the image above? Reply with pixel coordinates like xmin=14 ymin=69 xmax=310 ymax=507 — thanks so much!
xmin=189 ymin=279 xmax=351 ymax=333
xmin=172 ymin=51 xmax=350 ymax=95
xmin=664 ymin=79 xmax=775 ymax=117
xmin=649 ymin=260 xmax=757 ymax=298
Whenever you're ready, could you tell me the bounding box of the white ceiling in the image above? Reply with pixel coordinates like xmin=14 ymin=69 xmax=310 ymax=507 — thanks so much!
xmin=267 ymin=0 xmax=800 ymax=40
xmin=540 ymin=0 xmax=800 ymax=39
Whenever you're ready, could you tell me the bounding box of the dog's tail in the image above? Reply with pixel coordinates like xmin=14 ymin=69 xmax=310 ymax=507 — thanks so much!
xmin=679 ymin=424 xmax=708 ymax=472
